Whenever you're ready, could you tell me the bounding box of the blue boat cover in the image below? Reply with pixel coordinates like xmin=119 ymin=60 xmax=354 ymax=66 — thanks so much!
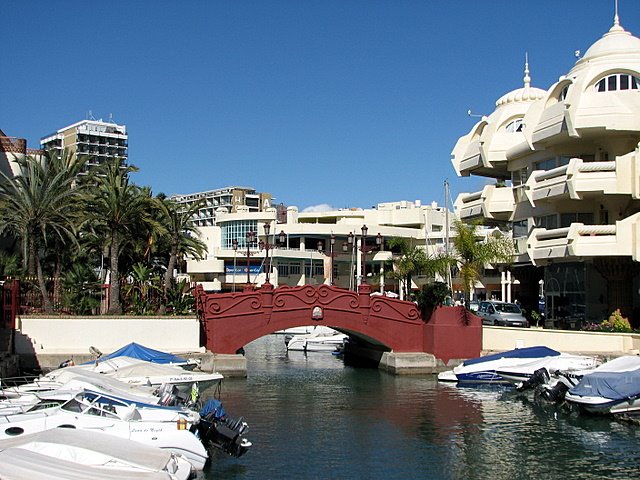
xmin=569 ymin=368 xmax=640 ymax=401
xmin=88 ymin=342 xmax=188 ymax=365
xmin=463 ymin=346 xmax=560 ymax=367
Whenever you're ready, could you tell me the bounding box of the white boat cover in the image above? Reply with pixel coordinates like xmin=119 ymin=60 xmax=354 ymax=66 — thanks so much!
xmin=568 ymin=356 xmax=640 ymax=401
xmin=0 ymin=429 xmax=175 ymax=471
xmin=45 ymin=367 xmax=160 ymax=403
xmin=0 ymin=448 xmax=173 ymax=480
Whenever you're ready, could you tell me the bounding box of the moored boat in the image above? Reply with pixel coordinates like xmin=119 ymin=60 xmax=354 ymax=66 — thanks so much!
xmin=564 ymin=356 xmax=640 ymax=415
xmin=437 ymin=346 xmax=564 ymax=384
xmin=0 ymin=428 xmax=194 ymax=480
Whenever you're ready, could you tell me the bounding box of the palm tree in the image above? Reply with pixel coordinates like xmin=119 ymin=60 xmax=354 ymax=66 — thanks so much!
xmin=387 ymin=237 xmax=451 ymax=300
xmin=155 ymin=196 xmax=207 ymax=314
xmin=451 ymin=218 xmax=515 ymax=308
xmin=84 ymin=160 xmax=159 ymax=314
xmin=0 ymin=151 xmax=87 ymax=312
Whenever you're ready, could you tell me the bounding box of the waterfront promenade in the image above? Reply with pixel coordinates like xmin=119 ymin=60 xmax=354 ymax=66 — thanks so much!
xmin=2 ymin=314 xmax=638 ymax=377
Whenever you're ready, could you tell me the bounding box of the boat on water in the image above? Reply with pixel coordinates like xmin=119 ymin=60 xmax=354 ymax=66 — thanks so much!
xmin=564 ymin=356 xmax=640 ymax=415
xmin=59 ymin=357 xmax=223 ymax=394
xmin=495 ymin=353 xmax=602 ymax=388
xmin=285 ymin=328 xmax=348 ymax=352
xmin=0 ymin=386 xmax=253 ymax=467
xmin=0 ymin=428 xmax=194 ymax=480
xmin=87 ymin=342 xmax=199 ymax=369
xmin=437 ymin=346 xmax=565 ymax=384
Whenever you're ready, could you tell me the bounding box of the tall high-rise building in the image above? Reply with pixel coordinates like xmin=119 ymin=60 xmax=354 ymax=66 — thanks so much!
xmin=40 ymin=119 xmax=128 ymax=176
xmin=170 ymin=186 xmax=273 ymax=227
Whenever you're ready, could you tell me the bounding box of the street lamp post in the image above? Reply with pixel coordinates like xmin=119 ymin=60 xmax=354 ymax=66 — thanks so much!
xmin=359 ymin=225 xmax=383 ymax=285
xmin=259 ymin=222 xmax=273 ymax=284
xmin=316 ymin=241 xmax=323 ymax=283
xmin=232 ymin=239 xmax=238 ymax=292
xmin=329 ymin=234 xmax=336 ymax=285
xmin=345 ymin=232 xmax=354 ymax=289
xmin=245 ymin=230 xmax=256 ymax=285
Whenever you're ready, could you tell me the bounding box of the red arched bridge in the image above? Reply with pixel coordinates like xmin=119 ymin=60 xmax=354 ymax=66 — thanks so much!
xmin=195 ymin=283 xmax=481 ymax=365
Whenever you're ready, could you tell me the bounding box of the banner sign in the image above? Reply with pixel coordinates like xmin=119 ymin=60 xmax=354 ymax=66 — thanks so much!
xmin=225 ymin=265 xmax=262 ymax=274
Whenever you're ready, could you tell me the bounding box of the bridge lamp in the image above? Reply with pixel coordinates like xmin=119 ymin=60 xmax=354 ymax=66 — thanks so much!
xmin=246 ymin=230 xmax=256 ymax=285
xmin=360 ymin=225 xmax=368 ymax=284
xmin=232 ymin=239 xmax=238 ymax=292
xmin=330 ymin=234 xmax=336 ymax=285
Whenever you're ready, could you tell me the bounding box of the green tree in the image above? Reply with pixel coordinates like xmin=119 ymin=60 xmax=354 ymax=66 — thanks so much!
xmin=84 ymin=160 xmax=158 ymax=314
xmin=451 ymin=219 xmax=514 ymax=308
xmin=387 ymin=237 xmax=452 ymax=299
xmin=155 ymin=196 xmax=207 ymax=314
xmin=0 ymin=151 xmax=87 ymax=312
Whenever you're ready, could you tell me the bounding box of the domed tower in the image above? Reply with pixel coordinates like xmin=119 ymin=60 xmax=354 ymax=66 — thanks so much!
xmin=452 ymin=8 xmax=640 ymax=327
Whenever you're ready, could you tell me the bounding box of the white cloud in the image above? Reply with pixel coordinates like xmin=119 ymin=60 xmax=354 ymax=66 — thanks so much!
xmin=302 ymin=203 xmax=334 ymax=213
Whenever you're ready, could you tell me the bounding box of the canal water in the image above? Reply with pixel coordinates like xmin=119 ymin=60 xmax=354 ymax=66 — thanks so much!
xmin=201 ymin=335 xmax=639 ymax=480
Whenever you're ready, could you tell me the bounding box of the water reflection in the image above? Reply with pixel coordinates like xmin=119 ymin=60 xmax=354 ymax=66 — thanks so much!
xmin=203 ymin=336 xmax=639 ymax=480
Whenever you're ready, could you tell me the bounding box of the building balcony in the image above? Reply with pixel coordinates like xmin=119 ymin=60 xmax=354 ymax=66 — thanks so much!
xmin=526 ymin=213 xmax=640 ymax=265
xmin=186 ymin=258 xmax=225 ymax=274
xmin=525 ymin=154 xmax=640 ymax=207
xmin=455 ymin=185 xmax=515 ymax=222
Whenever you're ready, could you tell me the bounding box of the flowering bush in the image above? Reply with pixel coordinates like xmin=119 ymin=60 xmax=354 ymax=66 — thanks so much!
xmin=582 ymin=309 xmax=633 ymax=333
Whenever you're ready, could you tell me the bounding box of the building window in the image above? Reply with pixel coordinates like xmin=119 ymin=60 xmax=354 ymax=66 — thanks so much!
xmin=559 ymin=84 xmax=569 ymax=101
xmin=595 ymin=73 xmax=640 ymax=92
xmin=221 ymin=220 xmax=258 ymax=249
xmin=505 ymin=118 xmax=524 ymax=133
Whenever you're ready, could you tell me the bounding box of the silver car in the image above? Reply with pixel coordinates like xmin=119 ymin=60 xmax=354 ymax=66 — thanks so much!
xmin=477 ymin=301 xmax=529 ymax=327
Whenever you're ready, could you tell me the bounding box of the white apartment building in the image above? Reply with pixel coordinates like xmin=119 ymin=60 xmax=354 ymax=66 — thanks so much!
xmin=0 ymin=130 xmax=33 ymax=178
xmin=186 ymin=200 xmax=459 ymax=297
xmin=40 ymin=119 xmax=128 ymax=176
xmin=170 ymin=186 xmax=274 ymax=228
xmin=452 ymin=14 xmax=640 ymax=327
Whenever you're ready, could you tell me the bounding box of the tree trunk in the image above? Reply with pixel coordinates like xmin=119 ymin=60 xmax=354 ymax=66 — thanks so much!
xmin=159 ymin=245 xmax=177 ymax=315
xmin=108 ymin=232 xmax=122 ymax=315
xmin=36 ymin=256 xmax=53 ymax=313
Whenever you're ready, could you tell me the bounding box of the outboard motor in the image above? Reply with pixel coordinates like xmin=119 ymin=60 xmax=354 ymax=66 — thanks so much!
xmin=540 ymin=381 xmax=570 ymax=403
xmin=516 ymin=367 xmax=550 ymax=392
xmin=197 ymin=399 xmax=252 ymax=458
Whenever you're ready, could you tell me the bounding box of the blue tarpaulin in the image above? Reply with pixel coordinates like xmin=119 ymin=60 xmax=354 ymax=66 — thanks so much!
xmin=463 ymin=346 xmax=560 ymax=367
xmin=570 ymin=359 xmax=640 ymax=401
xmin=88 ymin=342 xmax=188 ymax=365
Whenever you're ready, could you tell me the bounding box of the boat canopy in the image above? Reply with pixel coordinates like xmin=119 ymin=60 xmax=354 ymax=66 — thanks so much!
xmin=463 ymin=346 xmax=560 ymax=367
xmin=89 ymin=342 xmax=189 ymax=365
xmin=569 ymin=357 xmax=640 ymax=401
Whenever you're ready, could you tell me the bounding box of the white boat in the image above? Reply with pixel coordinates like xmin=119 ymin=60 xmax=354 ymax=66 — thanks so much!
xmin=1 ymin=368 xmax=165 ymax=411
xmin=285 ymin=328 xmax=348 ymax=352
xmin=564 ymin=356 xmax=640 ymax=415
xmin=55 ymin=357 xmax=223 ymax=394
xmin=0 ymin=428 xmax=194 ymax=480
xmin=437 ymin=346 xmax=565 ymax=384
xmin=277 ymin=325 xmax=338 ymax=335
xmin=495 ymin=354 xmax=602 ymax=388
xmin=0 ymin=389 xmax=210 ymax=470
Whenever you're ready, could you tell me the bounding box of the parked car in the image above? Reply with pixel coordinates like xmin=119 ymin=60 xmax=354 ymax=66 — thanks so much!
xmin=477 ymin=301 xmax=529 ymax=327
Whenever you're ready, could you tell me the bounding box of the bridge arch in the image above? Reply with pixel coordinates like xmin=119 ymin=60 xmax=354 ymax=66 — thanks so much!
xmin=195 ymin=283 xmax=482 ymax=364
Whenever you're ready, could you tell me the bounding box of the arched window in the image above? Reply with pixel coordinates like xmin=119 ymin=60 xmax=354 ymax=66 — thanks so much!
xmin=595 ymin=73 xmax=640 ymax=92
xmin=505 ymin=118 xmax=524 ymax=133
xmin=559 ymin=84 xmax=569 ymax=101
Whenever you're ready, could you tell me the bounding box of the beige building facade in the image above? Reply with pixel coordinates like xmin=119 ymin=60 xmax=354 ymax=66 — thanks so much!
xmin=185 ymin=200 xmax=459 ymax=298
xmin=452 ymin=14 xmax=640 ymax=327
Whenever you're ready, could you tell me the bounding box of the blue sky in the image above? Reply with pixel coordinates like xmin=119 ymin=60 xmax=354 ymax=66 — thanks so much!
xmin=3 ymin=1 xmax=638 ymax=211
